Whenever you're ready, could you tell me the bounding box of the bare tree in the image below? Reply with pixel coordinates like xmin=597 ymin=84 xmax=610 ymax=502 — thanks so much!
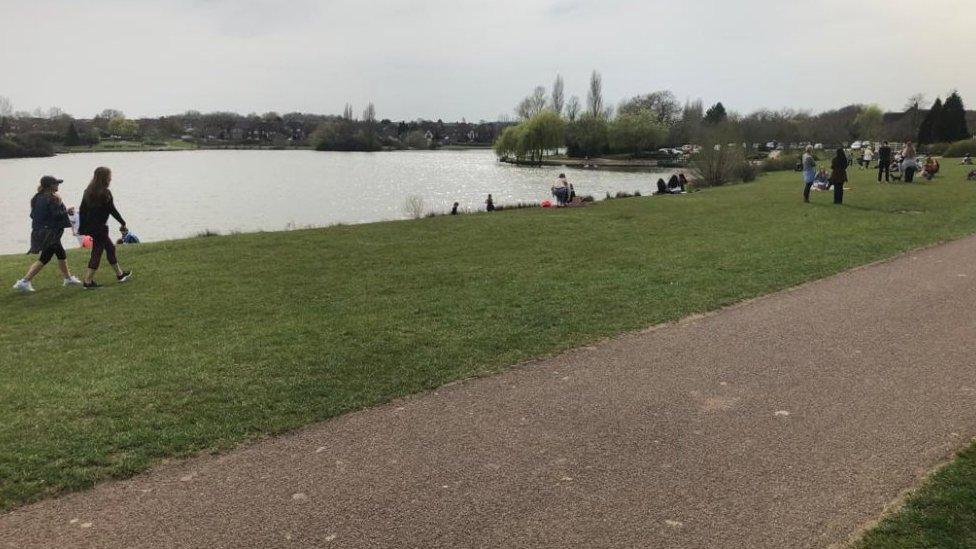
xmin=362 ymin=102 xmax=376 ymax=123
xmin=97 ymin=108 xmax=125 ymax=119
xmin=529 ymin=86 xmax=547 ymax=114
xmin=904 ymin=93 xmax=926 ymax=111
xmin=551 ymin=75 xmax=564 ymax=116
xmin=566 ymin=96 xmax=581 ymax=121
xmin=0 ymin=95 xmax=12 ymax=117
xmin=515 ymin=97 xmax=533 ymax=120
xmin=342 ymin=104 xmax=354 ymax=120
xmin=515 ymin=87 xmax=548 ymax=120
xmin=46 ymin=106 xmax=66 ymax=119
xmin=587 ymin=70 xmax=604 ymax=118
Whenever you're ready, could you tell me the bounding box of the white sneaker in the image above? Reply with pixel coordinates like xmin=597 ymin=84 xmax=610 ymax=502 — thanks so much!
xmin=12 ymin=279 xmax=35 ymax=293
xmin=63 ymin=276 xmax=83 ymax=287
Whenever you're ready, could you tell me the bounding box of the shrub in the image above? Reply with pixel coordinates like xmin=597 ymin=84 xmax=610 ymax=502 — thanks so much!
xmin=925 ymin=142 xmax=951 ymax=156
xmin=0 ymin=134 xmax=55 ymax=159
xmin=762 ymin=153 xmax=800 ymax=172
xmin=943 ymin=139 xmax=976 ymax=158
xmin=403 ymin=195 xmax=426 ymax=219
xmin=734 ymin=161 xmax=760 ymax=182
xmin=694 ymin=143 xmax=745 ymax=187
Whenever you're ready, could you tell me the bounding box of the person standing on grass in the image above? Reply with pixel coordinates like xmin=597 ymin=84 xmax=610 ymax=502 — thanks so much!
xmin=485 ymin=194 xmax=495 ymax=212
xmin=830 ymin=148 xmax=848 ymax=205
xmin=12 ymin=176 xmax=83 ymax=293
xmin=862 ymin=146 xmax=873 ymax=169
xmin=877 ymin=141 xmax=892 ymax=182
xmin=802 ymin=145 xmax=817 ymax=203
xmin=79 ymin=167 xmax=131 ymax=289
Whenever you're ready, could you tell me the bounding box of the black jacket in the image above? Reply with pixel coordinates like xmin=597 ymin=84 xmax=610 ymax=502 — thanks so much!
xmin=79 ymin=191 xmax=125 ymax=236
xmin=878 ymin=146 xmax=892 ymax=164
xmin=30 ymin=193 xmax=71 ymax=230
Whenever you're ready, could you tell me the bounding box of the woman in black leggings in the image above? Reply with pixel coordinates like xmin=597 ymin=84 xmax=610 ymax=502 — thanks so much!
xmin=79 ymin=167 xmax=131 ymax=289
xmin=12 ymin=176 xmax=83 ymax=293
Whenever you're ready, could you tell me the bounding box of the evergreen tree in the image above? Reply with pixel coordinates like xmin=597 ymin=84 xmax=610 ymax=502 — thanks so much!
xmin=704 ymin=102 xmax=727 ymax=125
xmin=64 ymin=122 xmax=81 ymax=146
xmin=939 ymin=92 xmax=970 ymax=142
xmin=917 ymin=98 xmax=942 ymax=144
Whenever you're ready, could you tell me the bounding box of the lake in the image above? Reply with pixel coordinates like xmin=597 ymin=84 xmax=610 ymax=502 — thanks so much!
xmin=0 ymin=149 xmax=673 ymax=256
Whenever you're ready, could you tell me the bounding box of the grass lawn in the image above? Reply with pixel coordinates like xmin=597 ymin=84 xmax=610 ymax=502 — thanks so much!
xmin=856 ymin=444 xmax=976 ymax=548
xmin=62 ymin=139 xmax=199 ymax=153
xmin=2 ymin=162 xmax=976 ymax=529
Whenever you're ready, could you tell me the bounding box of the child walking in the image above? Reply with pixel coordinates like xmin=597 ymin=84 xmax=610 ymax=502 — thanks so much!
xmin=78 ymin=167 xmax=131 ymax=289
xmin=12 ymin=176 xmax=83 ymax=292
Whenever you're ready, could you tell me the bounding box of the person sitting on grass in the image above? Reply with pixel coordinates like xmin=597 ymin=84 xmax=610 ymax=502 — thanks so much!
xmin=922 ymin=156 xmax=940 ymax=180
xmin=12 ymin=176 xmax=84 ymax=293
xmin=485 ymin=194 xmax=495 ymax=212
xmin=450 ymin=202 xmax=459 ymax=215
xmin=812 ymin=167 xmax=830 ymax=191
xmin=667 ymin=174 xmax=684 ymax=193
xmin=656 ymin=178 xmax=668 ymax=195
xmin=116 ymin=226 xmax=140 ymax=245
xmin=678 ymin=173 xmax=690 ymax=190
xmin=967 ymin=169 xmax=976 ymax=181
xmin=962 ymin=153 xmax=973 ymax=165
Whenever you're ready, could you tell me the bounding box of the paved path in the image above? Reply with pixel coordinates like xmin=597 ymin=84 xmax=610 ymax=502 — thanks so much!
xmin=5 ymin=238 xmax=976 ymax=549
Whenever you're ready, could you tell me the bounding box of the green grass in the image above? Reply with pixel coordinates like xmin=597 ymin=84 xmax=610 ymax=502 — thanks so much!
xmin=62 ymin=139 xmax=199 ymax=153
xmin=2 ymin=163 xmax=976 ymax=522
xmin=856 ymin=444 xmax=976 ymax=548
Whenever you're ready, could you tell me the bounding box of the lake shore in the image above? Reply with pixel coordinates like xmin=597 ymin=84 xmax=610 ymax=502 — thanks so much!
xmin=3 ymin=163 xmax=976 ymax=516
xmin=499 ymin=154 xmax=687 ymax=171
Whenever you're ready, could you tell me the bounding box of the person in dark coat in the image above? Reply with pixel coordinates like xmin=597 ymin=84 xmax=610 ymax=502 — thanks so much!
xmin=79 ymin=166 xmax=131 ymax=288
xmin=830 ymin=148 xmax=848 ymax=205
xmin=485 ymin=194 xmax=495 ymax=212
xmin=11 ymin=176 xmax=84 ymax=292
xmin=656 ymin=178 xmax=668 ymax=195
xmin=877 ymin=141 xmax=892 ymax=182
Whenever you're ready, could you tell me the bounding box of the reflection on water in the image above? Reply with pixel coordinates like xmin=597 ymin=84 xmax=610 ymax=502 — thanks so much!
xmin=0 ymin=149 xmax=672 ymax=255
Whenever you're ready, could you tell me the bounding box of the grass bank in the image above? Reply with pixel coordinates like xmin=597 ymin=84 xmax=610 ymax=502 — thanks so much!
xmin=856 ymin=443 xmax=976 ymax=548
xmin=2 ymin=163 xmax=976 ymax=521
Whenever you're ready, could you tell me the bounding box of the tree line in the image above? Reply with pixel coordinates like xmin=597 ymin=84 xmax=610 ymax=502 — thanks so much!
xmin=494 ymin=73 xmax=973 ymax=163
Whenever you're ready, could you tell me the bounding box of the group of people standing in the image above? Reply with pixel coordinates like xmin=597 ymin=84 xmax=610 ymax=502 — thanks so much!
xmin=12 ymin=166 xmax=132 ymax=293
xmin=802 ymin=146 xmax=849 ymax=204
xmin=802 ymin=140 xmax=943 ymax=204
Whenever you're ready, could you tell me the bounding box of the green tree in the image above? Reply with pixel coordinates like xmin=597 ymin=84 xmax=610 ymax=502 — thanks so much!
xmin=609 ymin=111 xmax=667 ymax=156
xmin=939 ymin=91 xmax=970 ymax=142
xmin=64 ymin=122 xmax=81 ymax=146
xmin=522 ymin=110 xmax=565 ymax=162
xmin=107 ymin=117 xmax=139 ymax=139
xmin=854 ymin=105 xmax=884 ymax=140
xmin=566 ymin=113 xmax=609 ymax=158
xmin=918 ymin=98 xmax=942 ymax=144
xmin=704 ymin=102 xmax=727 ymax=125
xmin=493 ymin=125 xmax=527 ymax=160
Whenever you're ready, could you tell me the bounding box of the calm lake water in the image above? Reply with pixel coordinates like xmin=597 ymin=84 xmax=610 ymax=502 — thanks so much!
xmin=0 ymin=149 xmax=672 ymax=255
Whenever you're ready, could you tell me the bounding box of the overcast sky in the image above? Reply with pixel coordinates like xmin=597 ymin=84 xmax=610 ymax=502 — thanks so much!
xmin=1 ymin=0 xmax=973 ymax=121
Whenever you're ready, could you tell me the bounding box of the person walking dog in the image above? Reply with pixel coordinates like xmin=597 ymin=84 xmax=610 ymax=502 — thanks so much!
xmin=830 ymin=148 xmax=848 ymax=205
xmin=12 ymin=176 xmax=83 ymax=292
xmin=79 ymin=167 xmax=131 ymax=289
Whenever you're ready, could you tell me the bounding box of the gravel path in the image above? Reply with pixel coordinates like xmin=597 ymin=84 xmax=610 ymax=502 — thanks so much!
xmin=4 ymin=237 xmax=976 ymax=548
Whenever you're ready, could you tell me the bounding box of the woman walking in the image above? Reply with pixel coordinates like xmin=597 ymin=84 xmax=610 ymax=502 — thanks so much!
xmin=830 ymin=148 xmax=848 ymax=205
xmin=12 ymin=176 xmax=83 ymax=293
xmin=79 ymin=167 xmax=131 ymax=289
xmin=801 ymin=145 xmax=816 ymax=203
